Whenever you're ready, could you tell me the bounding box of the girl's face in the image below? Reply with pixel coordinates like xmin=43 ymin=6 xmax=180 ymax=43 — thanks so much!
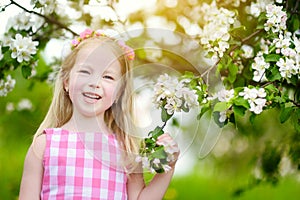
xmin=66 ymin=43 xmax=122 ymax=118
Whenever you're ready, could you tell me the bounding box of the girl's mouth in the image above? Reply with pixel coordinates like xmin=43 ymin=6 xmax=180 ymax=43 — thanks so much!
xmin=83 ymin=92 xmax=101 ymax=100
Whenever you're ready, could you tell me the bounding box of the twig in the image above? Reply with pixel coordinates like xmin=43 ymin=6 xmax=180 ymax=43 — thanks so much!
xmin=10 ymin=0 xmax=77 ymax=36
xmin=0 ymin=2 xmax=12 ymax=11
xmin=229 ymin=29 xmax=264 ymax=52
xmin=293 ymin=0 xmax=300 ymax=13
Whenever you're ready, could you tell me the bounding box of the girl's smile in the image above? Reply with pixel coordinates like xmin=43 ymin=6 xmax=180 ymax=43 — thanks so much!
xmin=82 ymin=91 xmax=102 ymax=104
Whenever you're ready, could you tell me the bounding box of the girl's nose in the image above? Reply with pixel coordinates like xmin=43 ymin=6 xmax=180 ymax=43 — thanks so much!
xmin=88 ymin=78 xmax=101 ymax=88
xmin=89 ymin=83 xmax=100 ymax=88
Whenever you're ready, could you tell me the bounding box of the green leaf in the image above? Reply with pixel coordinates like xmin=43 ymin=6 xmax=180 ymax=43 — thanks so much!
xmin=249 ymin=113 xmax=257 ymax=124
xmin=198 ymin=103 xmax=211 ymax=119
xmin=171 ymin=118 xmax=179 ymax=127
xmin=161 ymin=107 xmax=172 ymax=122
xmin=265 ymin=66 xmax=281 ymax=81
xmin=152 ymin=147 xmax=167 ymax=159
xmin=264 ymin=54 xmax=281 ymax=62
xmin=213 ymin=101 xmax=229 ymax=112
xmin=182 ymin=71 xmax=194 ymax=79
xmin=233 ymin=97 xmax=250 ymax=109
xmin=291 ymin=108 xmax=300 ymax=133
xmin=289 ymin=75 xmax=298 ymax=86
xmin=292 ymin=15 xmax=300 ymax=32
xmin=233 ymin=105 xmax=247 ymax=116
xmin=149 ymin=126 xmax=164 ymax=139
xmin=265 ymin=84 xmax=279 ymax=94
xmin=280 ymin=106 xmax=294 ymax=123
xmin=228 ymin=63 xmax=238 ymax=83
xmin=21 ymin=65 xmax=32 ymax=79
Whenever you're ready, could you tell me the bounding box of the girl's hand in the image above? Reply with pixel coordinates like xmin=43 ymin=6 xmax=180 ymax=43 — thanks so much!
xmin=156 ymin=133 xmax=180 ymax=168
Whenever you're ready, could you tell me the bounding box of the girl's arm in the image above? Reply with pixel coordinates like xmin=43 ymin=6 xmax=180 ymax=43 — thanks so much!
xmin=127 ymin=133 xmax=179 ymax=200
xmin=19 ymin=134 xmax=46 ymax=200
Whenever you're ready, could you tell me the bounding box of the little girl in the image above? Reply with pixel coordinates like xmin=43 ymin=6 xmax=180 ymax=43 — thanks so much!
xmin=19 ymin=29 xmax=179 ymax=200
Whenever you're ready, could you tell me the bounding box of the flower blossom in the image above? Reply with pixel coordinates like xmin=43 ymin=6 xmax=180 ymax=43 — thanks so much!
xmin=9 ymin=34 xmax=39 ymax=63
xmin=251 ymin=53 xmax=270 ymax=82
xmin=7 ymin=12 xmax=33 ymax=31
xmin=219 ymin=111 xmax=228 ymax=123
xmin=247 ymin=0 xmax=273 ymax=17
xmin=264 ymin=4 xmax=287 ymax=34
xmin=209 ymin=89 xmax=234 ymax=123
xmin=199 ymin=1 xmax=236 ymax=59
xmin=17 ymin=99 xmax=33 ymax=111
xmin=30 ymin=0 xmax=56 ymax=15
xmin=276 ymin=57 xmax=298 ymax=78
xmin=153 ymin=74 xmax=199 ymax=115
xmin=239 ymin=87 xmax=267 ymax=114
xmin=241 ymin=44 xmax=254 ymax=59
xmin=0 ymin=75 xmax=16 ymax=97
xmin=210 ymin=88 xmax=234 ymax=102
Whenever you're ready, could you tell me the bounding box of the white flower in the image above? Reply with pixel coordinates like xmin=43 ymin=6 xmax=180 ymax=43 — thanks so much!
xmin=241 ymin=44 xmax=254 ymax=58
xmin=293 ymin=34 xmax=300 ymax=53
xmin=31 ymin=0 xmax=56 ymax=14
xmin=277 ymin=57 xmax=297 ymax=78
xmin=10 ymin=34 xmax=39 ymax=63
xmin=257 ymin=88 xmax=267 ymax=98
xmin=239 ymin=87 xmax=267 ymax=114
xmin=251 ymin=54 xmax=270 ymax=82
xmin=273 ymin=33 xmax=291 ymax=49
xmin=6 ymin=102 xmax=15 ymax=112
xmin=249 ymin=98 xmax=266 ymax=114
xmin=264 ymin=4 xmax=287 ymax=33
xmin=17 ymin=98 xmax=33 ymax=111
xmin=199 ymin=1 xmax=236 ymax=58
xmin=164 ymin=97 xmax=182 ymax=115
xmin=239 ymin=87 xmax=258 ymax=100
xmin=162 ymin=164 xmax=172 ymax=172
xmin=141 ymin=157 xmax=150 ymax=169
xmin=260 ymin=39 xmax=269 ymax=54
xmin=8 ymin=12 xmax=33 ymax=31
xmin=213 ymin=89 xmax=234 ymax=102
xmin=153 ymin=158 xmax=160 ymax=165
xmin=0 ymin=75 xmax=16 ymax=97
xmin=153 ymin=74 xmax=199 ymax=114
xmin=219 ymin=111 xmax=227 ymax=123
xmin=247 ymin=0 xmax=273 ymax=17
xmin=98 ymin=6 xmax=118 ymax=22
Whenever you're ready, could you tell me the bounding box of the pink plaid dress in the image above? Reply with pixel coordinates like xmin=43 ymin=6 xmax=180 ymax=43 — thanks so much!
xmin=41 ymin=128 xmax=128 ymax=200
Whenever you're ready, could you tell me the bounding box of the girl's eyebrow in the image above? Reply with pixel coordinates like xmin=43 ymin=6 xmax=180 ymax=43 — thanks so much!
xmin=104 ymin=68 xmax=120 ymax=74
xmin=77 ymin=64 xmax=92 ymax=69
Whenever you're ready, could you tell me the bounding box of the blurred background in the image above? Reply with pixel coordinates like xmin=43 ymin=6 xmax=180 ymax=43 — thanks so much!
xmin=1 ymin=0 xmax=300 ymax=199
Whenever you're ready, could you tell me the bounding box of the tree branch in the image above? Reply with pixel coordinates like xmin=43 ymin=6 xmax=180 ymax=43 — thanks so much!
xmin=10 ymin=0 xmax=78 ymax=36
xmin=230 ymin=29 xmax=264 ymax=52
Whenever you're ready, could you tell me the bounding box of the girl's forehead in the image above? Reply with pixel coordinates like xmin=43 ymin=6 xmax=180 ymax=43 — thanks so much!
xmin=75 ymin=43 xmax=122 ymax=70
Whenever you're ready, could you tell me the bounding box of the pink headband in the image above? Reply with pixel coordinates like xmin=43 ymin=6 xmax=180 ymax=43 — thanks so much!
xmin=71 ymin=28 xmax=135 ymax=61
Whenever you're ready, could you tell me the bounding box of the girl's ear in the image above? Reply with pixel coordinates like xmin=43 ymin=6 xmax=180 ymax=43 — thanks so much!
xmin=63 ymin=79 xmax=69 ymax=92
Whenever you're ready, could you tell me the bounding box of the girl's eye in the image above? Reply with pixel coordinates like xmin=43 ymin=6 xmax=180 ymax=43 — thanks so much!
xmin=103 ymin=75 xmax=114 ymax=80
xmin=78 ymin=70 xmax=90 ymax=75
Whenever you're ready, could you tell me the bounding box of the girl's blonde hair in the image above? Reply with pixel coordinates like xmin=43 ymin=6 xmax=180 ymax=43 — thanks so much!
xmin=35 ymin=36 xmax=140 ymax=172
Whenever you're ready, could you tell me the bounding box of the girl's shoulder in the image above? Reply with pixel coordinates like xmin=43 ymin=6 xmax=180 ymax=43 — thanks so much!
xmin=31 ymin=133 xmax=46 ymax=160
